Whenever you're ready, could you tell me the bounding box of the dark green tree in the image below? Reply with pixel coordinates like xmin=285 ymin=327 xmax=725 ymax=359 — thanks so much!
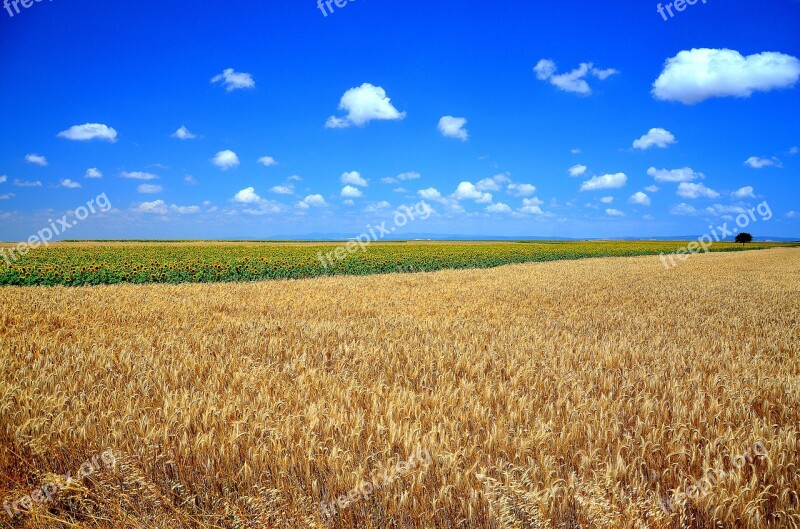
xmin=735 ymin=232 xmax=753 ymax=244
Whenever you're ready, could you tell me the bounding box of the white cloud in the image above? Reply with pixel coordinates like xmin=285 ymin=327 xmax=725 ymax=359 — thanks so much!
xmin=744 ymin=156 xmax=781 ymax=169
xmin=438 ymin=116 xmax=469 ymax=141
xmin=365 ymin=201 xmax=391 ymax=213
xmin=670 ymin=203 xmax=698 ymax=216
xmin=486 ymin=202 xmax=512 ymax=214
xmin=704 ymin=204 xmax=748 ymax=217
xmin=134 ymin=200 xmax=168 ymax=215
xmin=341 ymin=171 xmax=368 ymax=187
xmin=137 ymin=184 xmax=162 ymax=194
xmin=172 ymin=125 xmax=196 ymax=140
xmin=14 ymin=179 xmax=41 ymax=187
xmin=211 ymin=68 xmax=255 ymax=92
xmin=57 ymin=123 xmax=117 ymax=142
xmin=258 ymin=156 xmax=277 ymax=167
xmin=519 ymin=197 xmax=545 ymax=215
xmin=298 ymin=194 xmax=327 ymax=208
xmin=534 ymin=59 xmax=618 ymax=95
xmin=0 ymin=175 xmax=6 ymax=184
xmin=25 ymin=153 xmax=47 ymax=166
xmin=288 ymin=175 xmax=302 ymax=181
xmin=418 ymin=187 xmax=442 ymax=200
xmin=120 ymin=170 xmax=158 ymax=180
xmin=341 ymin=185 xmax=363 ymax=198
xmin=452 ymin=181 xmax=492 ymax=203
xmin=568 ymin=164 xmax=587 ymax=177
xmin=644 ymin=185 xmax=660 ymax=193
xmin=59 ymin=179 xmax=81 ymax=189
xmin=677 ymin=182 xmax=720 ymax=199
xmin=732 ymin=186 xmax=756 ymax=199
xmin=647 ymin=166 xmax=703 ymax=182
xmin=393 ymin=187 xmax=407 ymax=193
xmin=233 ymin=187 xmax=262 ymax=204
xmin=786 ymin=210 xmax=798 ymax=218
xmin=326 ymin=83 xmax=406 ymax=128
xmin=580 ymin=172 xmax=627 ymax=191
xmin=632 ymin=128 xmax=676 ymax=150
xmin=605 ymin=208 xmax=625 ymax=217
xmin=383 ymin=171 xmax=421 ymax=184
xmin=600 ymin=196 xmax=614 ymax=204
xmin=270 ymin=185 xmax=294 ymax=195
xmin=84 ymin=168 xmax=102 ymax=179
xmin=184 ymin=175 xmax=198 ymax=185
xmin=507 ymin=183 xmax=536 ymax=197
xmin=652 ymin=48 xmax=800 ymax=104
xmin=629 ymin=191 xmax=651 ymax=206
xmin=0 ymin=193 xmax=13 ymax=200
xmin=476 ymin=173 xmax=511 ymax=192
xmin=212 ymin=150 xmax=240 ymax=170
xmin=171 ymin=204 xmax=200 ymax=214
xmin=788 ymin=146 xmax=799 ymax=156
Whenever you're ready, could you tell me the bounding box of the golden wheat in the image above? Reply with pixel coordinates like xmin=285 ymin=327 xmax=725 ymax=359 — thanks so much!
xmin=1 ymin=248 xmax=799 ymax=528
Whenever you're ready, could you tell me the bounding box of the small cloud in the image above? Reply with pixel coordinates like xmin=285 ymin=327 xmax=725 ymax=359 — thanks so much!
xmin=212 ymin=150 xmax=240 ymax=171
xmin=211 ymin=68 xmax=255 ymax=92
xmin=580 ymin=172 xmax=627 ymax=191
xmin=786 ymin=210 xmax=798 ymax=218
xmin=644 ymin=185 xmax=660 ymax=193
xmin=600 ymin=196 xmax=614 ymax=204
xmin=365 ymin=201 xmax=392 ymax=213
xmin=605 ymin=208 xmax=625 ymax=217
xmin=258 ymin=156 xmax=277 ymax=167
xmin=134 ymin=200 xmax=168 ymax=215
xmin=120 ymin=171 xmax=158 ymax=180
xmin=184 ymin=175 xmax=198 ymax=185
xmin=476 ymin=173 xmax=511 ymax=192
xmin=744 ymin=156 xmax=781 ymax=169
xmin=732 ymin=186 xmax=756 ymax=199
xmin=418 ymin=187 xmax=442 ymax=200
xmin=14 ymin=179 xmax=42 ymax=187
xmin=341 ymin=171 xmax=368 ymax=187
xmin=534 ymin=59 xmax=618 ymax=95
xmin=571 ymin=148 xmax=582 ymax=154
xmin=326 ymin=83 xmax=406 ymax=128
xmin=438 ymin=116 xmax=468 ymax=141
xmin=507 ymin=183 xmax=536 ymax=197
xmin=25 ymin=153 xmax=47 ymax=166
xmin=297 ymin=194 xmax=327 ymax=209
xmin=288 ymin=175 xmax=302 ymax=181
xmin=0 ymin=193 xmax=13 ymax=200
xmin=233 ymin=187 xmax=262 ymax=204
xmin=57 ymin=123 xmax=118 ymax=142
xmin=341 ymin=185 xmax=363 ymax=198
xmin=632 ymin=128 xmax=676 ymax=150
xmin=788 ymin=146 xmax=799 ymax=156
xmin=397 ymin=171 xmax=420 ymax=181
xmin=519 ymin=197 xmax=545 ymax=215
xmin=393 ymin=187 xmax=407 ymax=193
xmin=647 ymin=167 xmax=703 ymax=182
xmin=84 ymin=168 xmax=102 ymax=179
xmin=452 ymin=181 xmax=492 ymax=203
xmin=137 ymin=184 xmax=163 ymax=194
xmin=568 ymin=164 xmax=587 ymax=177
xmin=0 ymin=175 xmax=6 ymax=184
xmin=629 ymin=191 xmax=651 ymax=206
xmin=486 ymin=202 xmax=512 ymax=214
xmin=172 ymin=125 xmax=197 ymax=140
xmin=171 ymin=204 xmax=201 ymax=214
xmin=270 ymin=184 xmax=294 ymax=195
xmin=59 ymin=179 xmax=81 ymax=189
xmin=677 ymin=182 xmax=720 ymax=199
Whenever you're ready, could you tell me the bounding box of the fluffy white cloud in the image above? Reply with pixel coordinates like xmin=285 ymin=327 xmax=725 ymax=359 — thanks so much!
xmin=212 ymin=150 xmax=240 ymax=170
xmin=519 ymin=197 xmax=545 ymax=215
xmin=341 ymin=185 xmax=363 ymax=198
xmin=84 ymin=168 xmax=102 ymax=179
xmin=452 ymin=181 xmax=492 ymax=203
xmin=326 ymin=83 xmax=406 ymax=128
xmin=534 ymin=59 xmax=619 ymax=95
xmin=381 ymin=171 xmax=420 ymax=184
xmin=25 ymin=153 xmax=47 ymax=166
xmin=644 ymin=185 xmax=660 ymax=193
xmin=59 ymin=179 xmax=81 ymax=189
xmin=605 ymin=208 xmax=625 ymax=217
xmin=600 ymin=196 xmax=614 ymax=204
xmin=580 ymin=172 xmax=627 ymax=191
xmin=652 ymin=48 xmax=800 ymax=104
xmin=704 ymin=204 xmax=748 ymax=216
xmin=172 ymin=125 xmax=196 ymax=140
xmin=732 ymin=186 xmax=756 ymax=199
xmin=233 ymin=187 xmax=262 ymax=204
xmin=418 ymin=187 xmax=442 ymax=200
xmin=647 ymin=166 xmax=703 ymax=182
xmin=568 ymin=164 xmax=587 ymax=177
xmin=270 ymin=185 xmax=294 ymax=195
xmin=120 ymin=171 xmax=158 ymax=180
xmin=677 ymin=182 xmax=720 ymax=199
xmin=341 ymin=171 xmax=368 ymax=187
xmin=171 ymin=205 xmax=200 ymax=214
xmin=57 ymin=123 xmax=117 ymax=142
xmin=211 ymin=68 xmax=255 ymax=92
xmin=486 ymin=202 xmax=512 ymax=214
xmin=297 ymin=194 xmax=327 ymax=208
xmin=438 ymin=116 xmax=469 ymax=141
xmin=632 ymin=128 xmax=676 ymax=150
xmin=744 ymin=156 xmax=781 ymax=169
xmin=671 ymin=202 xmax=698 ymax=216
xmin=629 ymin=191 xmax=651 ymax=206
xmin=364 ymin=201 xmax=392 ymax=213
xmin=134 ymin=200 xmax=168 ymax=215
xmin=476 ymin=173 xmax=511 ymax=192
xmin=258 ymin=156 xmax=277 ymax=167
xmin=507 ymin=183 xmax=536 ymax=197
xmin=137 ymin=184 xmax=162 ymax=194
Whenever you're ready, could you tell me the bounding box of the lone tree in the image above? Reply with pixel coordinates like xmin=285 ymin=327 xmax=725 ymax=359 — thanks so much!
xmin=735 ymin=232 xmax=753 ymax=244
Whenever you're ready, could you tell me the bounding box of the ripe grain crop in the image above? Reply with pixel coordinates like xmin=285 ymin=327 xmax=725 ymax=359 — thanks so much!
xmin=1 ymin=248 xmax=798 ymax=528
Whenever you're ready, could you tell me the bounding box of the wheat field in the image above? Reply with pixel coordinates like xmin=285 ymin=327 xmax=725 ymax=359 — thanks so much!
xmin=1 ymin=248 xmax=799 ymax=528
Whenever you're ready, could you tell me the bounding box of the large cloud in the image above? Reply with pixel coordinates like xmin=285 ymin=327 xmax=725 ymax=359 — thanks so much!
xmin=212 ymin=150 xmax=240 ymax=171
xmin=57 ymin=123 xmax=118 ymax=142
xmin=326 ymin=83 xmax=406 ymax=128
xmin=632 ymin=128 xmax=676 ymax=150
xmin=438 ymin=116 xmax=469 ymax=141
xmin=652 ymin=48 xmax=800 ymax=104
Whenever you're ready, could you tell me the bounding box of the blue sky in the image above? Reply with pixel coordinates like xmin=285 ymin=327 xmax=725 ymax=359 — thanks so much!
xmin=1 ymin=0 xmax=798 ymax=240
